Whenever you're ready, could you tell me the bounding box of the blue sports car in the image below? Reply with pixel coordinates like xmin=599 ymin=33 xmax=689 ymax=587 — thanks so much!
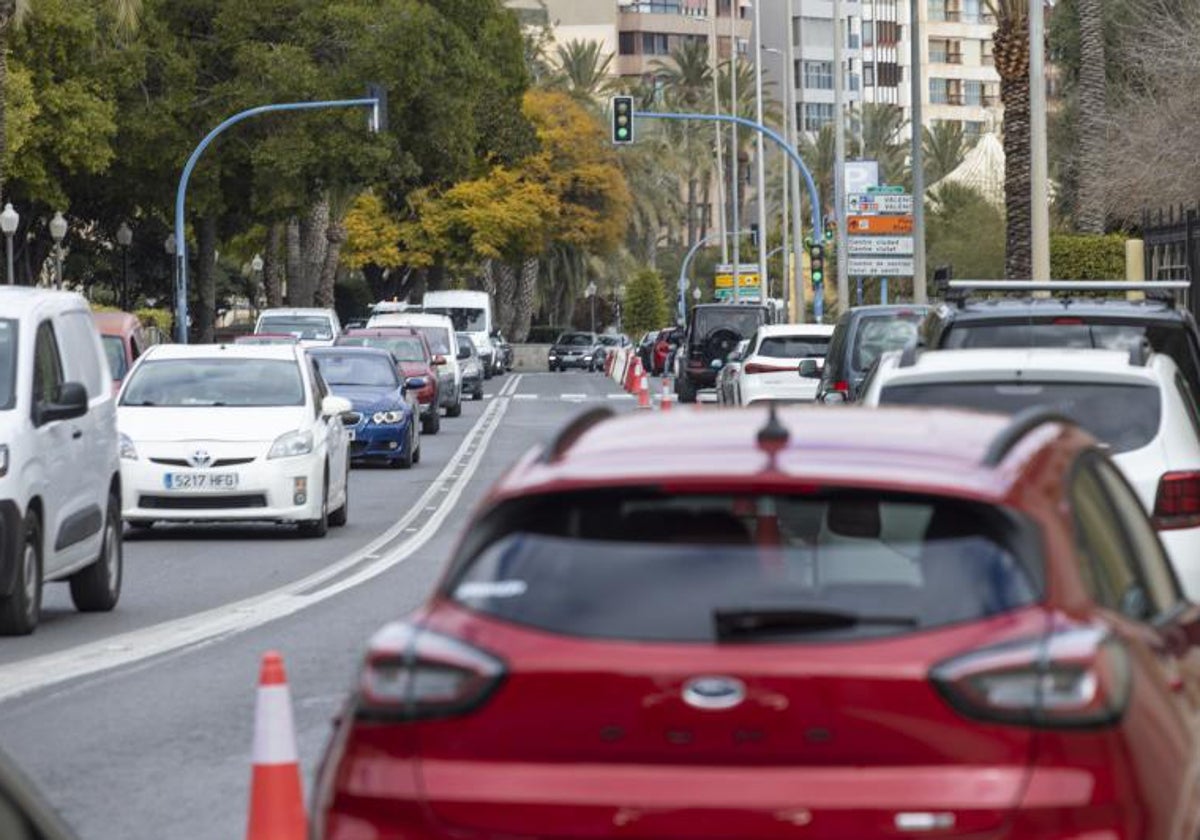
xmin=307 ymin=347 xmax=425 ymax=469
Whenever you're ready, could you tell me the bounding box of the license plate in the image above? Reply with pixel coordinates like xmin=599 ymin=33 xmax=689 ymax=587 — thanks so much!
xmin=163 ymin=472 xmax=239 ymax=491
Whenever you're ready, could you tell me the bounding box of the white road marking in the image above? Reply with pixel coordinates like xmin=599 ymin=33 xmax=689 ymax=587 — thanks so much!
xmin=0 ymin=375 xmax=522 ymax=704
xmin=560 ymin=394 xmax=588 ymax=401
xmin=513 ymin=394 xmax=538 ymax=400
xmin=607 ymin=394 xmax=635 ymax=400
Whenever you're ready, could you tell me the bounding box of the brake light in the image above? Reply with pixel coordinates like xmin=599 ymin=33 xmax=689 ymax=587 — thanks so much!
xmin=744 ymin=362 xmax=801 ymax=375
xmin=357 ymin=622 xmax=505 ymax=720
xmin=832 ymin=380 xmax=850 ymax=393
xmin=1154 ymin=471 xmax=1200 ymax=530
xmin=1052 ymin=317 xmax=1085 ymax=325
xmin=931 ymin=624 xmax=1130 ymax=728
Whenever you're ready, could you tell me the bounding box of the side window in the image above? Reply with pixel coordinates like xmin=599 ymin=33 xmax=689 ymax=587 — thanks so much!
xmin=131 ymin=332 xmax=143 ymax=363
xmin=1071 ymin=462 xmax=1154 ymax=621
xmin=32 ymin=321 xmax=64 ymax=417
xmin=57 ymin=312 xmax=104 ymax=398
xmin=1093 ymin=458 xmax=1181 ymax=613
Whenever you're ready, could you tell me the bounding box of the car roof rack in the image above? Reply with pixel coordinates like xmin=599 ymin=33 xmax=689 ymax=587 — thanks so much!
xmin=982 ymin=406 xmax=1077 ymax=467
xmin=949 ymin=280 xmax=1189 ymax=294
xmin=539 ymin=407 xmax=615 ymax=464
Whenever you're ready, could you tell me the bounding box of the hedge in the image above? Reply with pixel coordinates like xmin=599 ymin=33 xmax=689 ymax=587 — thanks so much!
xmin=1049 ymin=234 xmax=1127 ymax=280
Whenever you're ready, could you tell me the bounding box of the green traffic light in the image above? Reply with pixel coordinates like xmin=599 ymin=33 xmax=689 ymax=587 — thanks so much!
xmin=617 ymin=128 xmax=629 ymax=139
xmin=812 ymin=271 xmax=823 ymax=283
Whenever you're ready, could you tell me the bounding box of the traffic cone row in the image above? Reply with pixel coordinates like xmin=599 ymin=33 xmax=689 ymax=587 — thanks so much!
xmin=247 ymin=651 xmax=306 ymax=840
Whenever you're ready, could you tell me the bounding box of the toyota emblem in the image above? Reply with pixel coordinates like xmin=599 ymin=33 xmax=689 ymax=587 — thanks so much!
xmin=188 ymin=449 xmax=213 ymax=468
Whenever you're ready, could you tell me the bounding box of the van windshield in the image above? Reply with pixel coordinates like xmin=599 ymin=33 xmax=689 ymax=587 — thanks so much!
xmin=257 ymin=315 xmax=333 ymax=341
xmin=0 ymin=319 xmax=15 ymax=410
xmin=425 ymin=306 xmax=486 ymax=332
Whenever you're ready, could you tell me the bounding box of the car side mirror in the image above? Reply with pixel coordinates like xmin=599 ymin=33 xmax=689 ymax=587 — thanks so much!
xmin=321 ymin=395 xmax=353 ymax=417
xmin=404 ymin=376 xmax=428 ymax=392
xmin=799 ymin=359 xmax=821 ymax=379
xmin=431 ymin=355 xmax=447 ymax=366
xmin=39 ymin=382 xmax=88 ymax=424
xmin=710 ymin=359 xmax=724 ymax=371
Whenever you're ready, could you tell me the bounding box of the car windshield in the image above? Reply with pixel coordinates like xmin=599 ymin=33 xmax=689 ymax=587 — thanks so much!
xmin=759 ymin=335 xmax=832 ymax=359
xmin=558 ymin=333 xmax=594 ymax=347
xmin=425 ymin=306 xmax=486 ymax=332
xmin=879 ymin=381 xmax=1162 ymax=454
xmin=340 ymin=336 xmax=426 ymax=362
xmin=311 ymin=353 xmax=397 ymax=388
xmin=693 ymin=308 xmax=765 ymax=340
xmin=599 ymin=336 xmax=622 ymax=346
xmin=852 ymin=315 xmax=924 ymax=372
xmin=449 ymin=491 xmax=1040 ymax=643
xmin=0 ymin=319 xmax=15 ymax=410
xmin=121 ymin=358 xmax=305 ymax=407
xmin=102 ymin=334 xmax=126 ymax=380
xmin=257 ymin=315 xmax=333 ymax=341
xmin=412 ymin=326 xmax=451 ymax=355
xmin=457 ymin=336 xmax=475 ymax=357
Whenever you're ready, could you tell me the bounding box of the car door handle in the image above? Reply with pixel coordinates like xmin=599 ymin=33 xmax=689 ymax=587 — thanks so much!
xmin=72 ymin=429 xmax=83 ymax=439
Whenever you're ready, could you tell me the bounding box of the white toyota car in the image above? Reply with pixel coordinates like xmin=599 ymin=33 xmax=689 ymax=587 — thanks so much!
xmin=117 ymin=343 xmax=352 ymax=537
xmin=860 ymin=346 xmax=1200 ymax=597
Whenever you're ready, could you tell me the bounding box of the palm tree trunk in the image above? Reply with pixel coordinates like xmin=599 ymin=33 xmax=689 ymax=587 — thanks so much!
xmin=285 ymin=218 xmax=302 ymax=304
xmin=314 ymin=219 xmax=346 ymax=308
xmin=297 ymin=198 xmax=330 ymax=306
xmin=687 ymin=175 xmax=698 ymax=251
xmin=495 ymin=261 xmax=518 ymax=336
xmin=264 ymin=222 xmax=284 ymax=307
xmin=514 ymin=258 xmax=538 ymax=342
xmin=995 ymin=13 xmax=1032 ymax=279
xmin=1075 ymin=0 xmax=1106 ymax=233
xmin=196 ymin=216 xmax=218 ymax=342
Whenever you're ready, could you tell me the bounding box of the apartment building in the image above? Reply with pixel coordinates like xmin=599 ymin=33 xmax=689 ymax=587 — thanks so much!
xmin=919 ymin=0 xmax=1002 ymax=139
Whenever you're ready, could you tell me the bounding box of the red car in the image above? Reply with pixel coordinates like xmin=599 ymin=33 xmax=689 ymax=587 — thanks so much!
xmin=313 ymin=406 xmax=1200 ymax=839
xmin=92 ymin=310 xmax=150 ymax=395
xmin=337 ymin=328 xmax=442 ymax=434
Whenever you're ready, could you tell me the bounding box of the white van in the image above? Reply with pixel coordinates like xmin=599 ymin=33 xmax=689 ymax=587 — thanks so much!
xmin=422 ymin=291 xmax=497 ymax=377
xmin=366 ymin=312 xmax=463 ymax=417
xmin=254 ymin=307 xmax=342 ymax=347
xmin=0 ymin=289 xmax=123 ymax=635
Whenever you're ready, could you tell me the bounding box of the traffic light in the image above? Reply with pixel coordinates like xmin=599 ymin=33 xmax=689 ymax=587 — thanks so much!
xmin=809 ymin=243 xmax=825 ymax=286
xmin=823 ymin=218 xmax=836 ymax=242
xmin=611 ymin=96 xmax=634 ymax=145
xmin=366 ymin=83 xmax=388 ymax=134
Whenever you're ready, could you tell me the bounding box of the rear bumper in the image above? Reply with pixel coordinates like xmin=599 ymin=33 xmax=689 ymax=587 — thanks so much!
xmin=742 ymin=379 xmax=820 ymax=405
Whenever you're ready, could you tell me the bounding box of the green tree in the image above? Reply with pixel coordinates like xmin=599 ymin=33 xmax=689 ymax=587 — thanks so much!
xmin=623 ymin=267 xmax=669 ymax=339
xmin=549 ymin=39 xmax=616 ymax=103
xmin=926 ymin=183 xmax=1006 ymax=280
xmin=923 ymin=121 xmax=976 ymax=184
xmin=851 ymin=104 xmax=908 ymax=186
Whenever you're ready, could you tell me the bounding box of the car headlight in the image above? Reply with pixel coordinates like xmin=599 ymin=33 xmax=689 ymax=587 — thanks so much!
xmin=372 ymin=410 xmax=404 ymax=425
xmin=0 ymin=444 xmax=7 ymax=477
xmin=268 ymin=429 xmax=314 ymax=459
xmin=118 ymin=434 xmax=138 ymax=461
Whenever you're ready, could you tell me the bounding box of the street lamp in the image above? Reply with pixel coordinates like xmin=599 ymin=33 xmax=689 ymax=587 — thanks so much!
xmin=0 ymin=204 xmax=18 ymax=285
xmin=116 ymin=222 xmax=132 ymax=310
xmin=585 ymin=281 xmax=597 ymax=334
xmin=49 ymin=211 xmax=67 ymax=290
xmin=250 ymin=253 xmax=264 ymax=323
xmin=693 ymin=286 xmax=702 ymax=303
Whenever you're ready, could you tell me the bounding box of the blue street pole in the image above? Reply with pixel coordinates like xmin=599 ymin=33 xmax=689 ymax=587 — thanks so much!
xmin=174 ymin=97 xmax=379 ymax=343
xmin=635 ymin=110 xmax=825 ymax=321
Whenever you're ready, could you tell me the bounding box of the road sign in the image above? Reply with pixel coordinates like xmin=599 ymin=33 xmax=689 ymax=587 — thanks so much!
xmin=868 ymin=185 xmax=906 ymax=195
xmin=714 ymin=272 xmax=761 ymax=290
xmin=848 ymin=193 xmax=913 ymax=215
xmin=714 ymin=288 xmax=763 ymax=301
xmin=848 ymin=215 xmax=914 ymax=235
xmin=847 ymin=236 xmax=914 ymax=256
xmin=844 ymin=161 xmax=879 ymax=202
xmin=847 ymin=256 xmax=915 ymax=276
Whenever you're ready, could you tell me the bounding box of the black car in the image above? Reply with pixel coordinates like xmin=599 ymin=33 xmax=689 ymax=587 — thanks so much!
xmin=921 ymin=283 xmax=1200 ymax=401
xmin=457 ymin=333 xmax=486 ymax=400
xmin=815 ymin=304 xmax=930 ymax=403
xmin=548 ymin=331 xmax=601 ymax=372
xmin=677 ymin=304 xmax=770 ymax=402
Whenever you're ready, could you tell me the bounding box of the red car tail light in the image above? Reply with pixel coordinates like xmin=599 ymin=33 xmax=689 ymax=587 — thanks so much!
xmin=1153 ymin=471 xmax=1200 ymax=530
xmin=931 ymin=624 xmax=1130 ymax=728
xmin=357 ymin=622 xmax=506 ymax=720
xmin=743 ymin=362 xmax=802 ymax=375
xmin=1052 ymin=317 xmax=1085 ymax=325
xmin=832 ymin=380 xmax=850 ymax=393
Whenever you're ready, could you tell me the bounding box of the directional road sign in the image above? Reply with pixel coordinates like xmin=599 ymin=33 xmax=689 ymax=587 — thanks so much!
xmin=847 ymin=256 xmax=915 ymax=276
xmin=848 ymin=215 xmax=914 ymax=235
xmin=848 ymin=193 xmax=914 ymax=215
xmin=847 ymin=236 xmax=914 ymax=256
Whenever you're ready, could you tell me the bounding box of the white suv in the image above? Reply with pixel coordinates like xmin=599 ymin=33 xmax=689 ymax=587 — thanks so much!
xmin=860 ymin=346 xmax=1200 ymax=597
xmin=0 ymin=289 xmax=123 ymax=635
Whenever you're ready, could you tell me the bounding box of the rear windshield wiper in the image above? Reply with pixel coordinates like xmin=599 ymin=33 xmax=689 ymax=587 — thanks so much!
xmin=714 ymin=607 xmax=918 ymax=640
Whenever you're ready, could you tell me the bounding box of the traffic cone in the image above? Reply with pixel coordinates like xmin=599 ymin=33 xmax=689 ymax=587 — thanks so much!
xmin=661 ymin=376 xmax=673 ymax=412
xmin=625 ymin=358 xmax=641 ymax=393
xmin=637 ymin=371 xmax=651 ymax=409
xmin=246 ymin=651 xmax=306 ymax=840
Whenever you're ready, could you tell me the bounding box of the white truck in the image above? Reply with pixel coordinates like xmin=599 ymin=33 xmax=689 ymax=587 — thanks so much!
xmin=422 ymin=291 xmax=498 ymax=378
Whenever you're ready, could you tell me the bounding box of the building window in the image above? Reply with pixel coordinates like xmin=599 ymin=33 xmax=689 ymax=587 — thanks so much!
xmin=641 ymin=32 xmax=671 ymax=55
xmin=804 ymin=103 xmax=835 ymax=130
xmin=628 ymin=1 xmax=684 ymax=11
xmin=619 ymin=32 xmax=636 ymax=56
xmin=983 ymin=82 xmax=999 ymax=106
xmin=864 ymin=64 xmax=875 ymax=86
xmin=863 ymin=20 xmax=874 ymax=46
xmin=849 ymin=72 xmax=861 ymax=92
xmin=963 ymin=120 xmax=984 ymax=139
xmin=929 ymin=78 xmax=949 ymax=104
xmin=929 ymin=38 xmax=949 ymax=63
xmin=962 ymin=0 xmax=981 ymax=22
xmin=929 ymin=0 xmax=947 ymax=21
xmin=803 ymin=60 xmax=834 ymax=90
xmin=964 ymin=79 xmax=982 ymax=105
xmin=982 ymin=39 xmax=995 ymax=65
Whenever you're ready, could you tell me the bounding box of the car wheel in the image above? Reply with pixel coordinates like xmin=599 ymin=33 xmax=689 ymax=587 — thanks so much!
xmin=422 ymin=407 xmax=440 ymax=435
xmin=473 ymin=385 xmax=484 ymax=401
xmin=447 ymin=396 xmax=463 ymax=418
xmin=69 ymin=490 xmax=123 ymax=613
xmin=0 ymin=509 xmax=43 ymax=636
xmin=413 ymin=437 xmax=422 ymax=464
xmin=678 ymin=376 xmax=697 ymax=404
xmin=299 ymin=469 xmax=329 ymax=538
xmin=395 ymin=430 xmax=415 ymax=469
xmin=329 ymin=467 xmax=349 ymax=528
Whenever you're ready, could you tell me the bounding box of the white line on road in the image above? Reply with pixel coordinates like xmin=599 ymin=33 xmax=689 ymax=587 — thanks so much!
xmin=607 ymin=394 xmax=635 ymax=400
xmin=513 ymin=394 xmax=538 ymax=400
xmin=0 ymin=376 xmax=522 ymax=704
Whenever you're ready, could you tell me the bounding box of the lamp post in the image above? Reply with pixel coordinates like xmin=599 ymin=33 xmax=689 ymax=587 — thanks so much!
xmin=49 ymin=212 xmax=67 ymax=290
xmin=616 ymin=282 xmax=626 ymax=333
xmin=164 ymin=235 xmax=178 ymax=339
xmin=751 ymin=0 xmax=769 ymax=302
xmin=0 ymin=204 xmax=18 ymax=285
xmin=116 ymin=222 xmax=132 ymax=310
xmin=250 ymin=253 xmax=264 ymax=324
xmin=585 ymin=281 xmax=597 ymax=334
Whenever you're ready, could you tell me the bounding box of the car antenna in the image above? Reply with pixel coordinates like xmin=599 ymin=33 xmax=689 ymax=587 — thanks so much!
xmin=756 ymin=402 xmax=789 ymax=467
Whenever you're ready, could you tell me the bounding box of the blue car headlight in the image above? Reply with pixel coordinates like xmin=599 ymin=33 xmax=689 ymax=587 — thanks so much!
xmin=371 ymin=410 xmax=405 ymax=425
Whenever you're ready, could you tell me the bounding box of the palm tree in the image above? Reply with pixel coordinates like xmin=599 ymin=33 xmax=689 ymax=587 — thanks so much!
xmin=798 ymin=125 xmax=836 ymax=222
xmin=0 ymin=0 xmax=141 ymax=201
xmin=987 ymin=0 xmax=1031 ymax=279
xmin=652 ymin=42 xmax=714 ymax=248
xmin=550 ymin=39 xmax=616 ymax=103
xmin=852 ymin=103 xmax=909 ymax=186
xmin=923 ymin=120 xmax=977 ymax=184
xmin=1074 ymin=0 xmax=1106 ymax=232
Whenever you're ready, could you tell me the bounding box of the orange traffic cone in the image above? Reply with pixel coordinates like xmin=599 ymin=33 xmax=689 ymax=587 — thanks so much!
xmin=625 ymin=358 xmax=641 ymax=393
xmin=661 ymin=376 xmax=673 ymax=412
xmin=637 ymin=371 xmax=651 ymax=409
xmin=247 ymin=651 xmax=306 ymax=840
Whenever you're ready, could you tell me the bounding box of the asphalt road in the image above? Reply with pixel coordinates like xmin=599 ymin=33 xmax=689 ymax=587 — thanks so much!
xmin=0 ymin=369 xmax=637 ymax=840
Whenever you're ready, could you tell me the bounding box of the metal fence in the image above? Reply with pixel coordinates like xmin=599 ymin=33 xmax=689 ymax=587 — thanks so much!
xmin=1142 ymin=204 xmax=1199 ymax=318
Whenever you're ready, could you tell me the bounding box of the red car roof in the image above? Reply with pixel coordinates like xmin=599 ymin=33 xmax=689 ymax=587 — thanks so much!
xmin=492 ymin=406 xmax=1093 ymax=505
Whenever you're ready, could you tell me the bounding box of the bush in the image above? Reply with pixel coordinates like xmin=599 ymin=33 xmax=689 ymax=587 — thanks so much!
xmin=134 ymin=308 xmax=173 ymax=337
xmin=623 ymin=268 xmax=670 ymax=339
xmin=1050 ymin=234 xmax=1127 ymax=280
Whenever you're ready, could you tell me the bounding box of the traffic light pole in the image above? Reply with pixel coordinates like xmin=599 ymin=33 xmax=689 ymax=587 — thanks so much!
xmin=174 ymin=96 xmax=381 ymax=343
xmin=634 ymin=110 xmax=825 ymax=321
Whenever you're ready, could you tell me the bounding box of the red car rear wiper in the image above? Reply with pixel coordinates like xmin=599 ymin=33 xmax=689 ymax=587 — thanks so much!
xmin=714 ymin=607 xmax=918 ymax=641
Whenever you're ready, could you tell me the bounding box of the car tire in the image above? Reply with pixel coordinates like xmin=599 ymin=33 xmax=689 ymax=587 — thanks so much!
xmin=299 ymin=470 xmax=329 ymax=538
xmin=677 ymin=376 xmax=697 ymax=404
xmin=0 ymin=509 xmax=43 ymax=636
xmin=395 ymin=430 xmax=415 ymax=469
xmin=473 ymin=386 xmax=483 ymax=401
xmin=69 ymin=491 xmax=123 ymax=613
xmin=422 ymin=409 xmax=440 ymax=436
xmin=413 ymin=438 xmax=422 ymax=464
xmin=447 ymin=396 xmax=463 ymax=418
xmin=329 ymin=467 xmax=349 ymax=528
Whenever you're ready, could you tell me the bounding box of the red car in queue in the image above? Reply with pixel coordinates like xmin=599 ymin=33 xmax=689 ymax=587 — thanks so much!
xmin=313 ymin=404 xmax=1200 ymax=840
xmin=336 ymin=328 xmax=442 ymax=435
